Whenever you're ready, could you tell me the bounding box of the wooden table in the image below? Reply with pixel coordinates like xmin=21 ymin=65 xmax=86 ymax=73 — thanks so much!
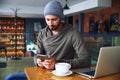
xmin=24 ymin=67 xmax=120 ymax=80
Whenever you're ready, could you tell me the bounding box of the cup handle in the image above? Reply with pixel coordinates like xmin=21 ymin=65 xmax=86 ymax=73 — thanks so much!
xmin=68 ymin=65 xmax=71 ymax=69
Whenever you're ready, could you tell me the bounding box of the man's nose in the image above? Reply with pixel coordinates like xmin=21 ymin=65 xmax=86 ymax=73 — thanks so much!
xmin=48 ymin=20 xmax=53 ymax=25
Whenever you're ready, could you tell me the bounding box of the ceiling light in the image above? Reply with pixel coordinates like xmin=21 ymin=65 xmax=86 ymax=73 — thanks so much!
xmin=63 ymin=0 xmax=70 ymax=10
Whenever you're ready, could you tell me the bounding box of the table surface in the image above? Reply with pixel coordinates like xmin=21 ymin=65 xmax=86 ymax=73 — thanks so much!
xmin=24 ymin=67 xmax=120 ymax=80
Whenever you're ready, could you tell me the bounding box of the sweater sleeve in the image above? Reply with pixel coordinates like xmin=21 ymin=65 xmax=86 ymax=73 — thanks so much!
xmin=34 ymin=30 xmax=46 ymax=66
xmin=59 ymin=29 xmax=91 ymax=68
xmin=73 ymin=30 xmax=91 ymax=68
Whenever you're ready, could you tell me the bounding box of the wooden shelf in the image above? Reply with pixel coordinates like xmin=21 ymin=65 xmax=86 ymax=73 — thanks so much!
xmin=0 ymin=18 xmax=25 ymax=57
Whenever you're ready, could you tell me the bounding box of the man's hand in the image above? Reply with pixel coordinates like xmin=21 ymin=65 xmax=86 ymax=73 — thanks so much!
xmin=36 ymin=58 xmax=44 ymax=68
xmin=42 ymin=57 xmax=56 ymax=69
xmin=36 ymin=56 xmax=56 ymax=69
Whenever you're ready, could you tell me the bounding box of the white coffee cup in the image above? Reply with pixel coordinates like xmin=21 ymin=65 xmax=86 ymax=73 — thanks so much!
xmin=55 ymin=62 xmax=71 ymax=74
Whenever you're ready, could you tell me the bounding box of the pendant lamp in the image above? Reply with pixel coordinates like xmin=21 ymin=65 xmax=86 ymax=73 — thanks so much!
xmin=63 ymin=0 xmax=70 ymax=10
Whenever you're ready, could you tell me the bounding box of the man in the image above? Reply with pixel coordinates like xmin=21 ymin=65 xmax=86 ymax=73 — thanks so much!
xmin=34 ymin=0 xmax=90 ymax=69
xmin=5 ymin=1 xmax=90 ymax=80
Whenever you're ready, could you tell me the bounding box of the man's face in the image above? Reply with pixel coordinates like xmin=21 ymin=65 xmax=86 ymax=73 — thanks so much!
xmin=45 ymin=15 xmax=61 ymax=31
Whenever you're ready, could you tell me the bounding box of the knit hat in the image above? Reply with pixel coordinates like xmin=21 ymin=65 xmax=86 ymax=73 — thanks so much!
xmin=44 ymin=1 xmax=64 ymax=20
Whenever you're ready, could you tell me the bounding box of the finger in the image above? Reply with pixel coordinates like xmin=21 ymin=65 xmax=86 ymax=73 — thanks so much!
xmin=37 ymin=59 xmax=42 ymax=63
xmin=47 ymin=54 xmax=51 ymax=58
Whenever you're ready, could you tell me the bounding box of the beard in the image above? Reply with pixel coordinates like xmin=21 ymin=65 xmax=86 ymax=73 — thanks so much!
xmin=49 ymin=22 xmax=61 ymax=31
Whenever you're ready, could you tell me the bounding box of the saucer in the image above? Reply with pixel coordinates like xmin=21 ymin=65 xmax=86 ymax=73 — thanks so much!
xmin=51 ymin=70 xmax=73 ymax=76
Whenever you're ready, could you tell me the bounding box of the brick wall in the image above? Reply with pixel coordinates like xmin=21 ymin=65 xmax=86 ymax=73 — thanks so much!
xmin=84 ymin=0 xmax=120 ymax=33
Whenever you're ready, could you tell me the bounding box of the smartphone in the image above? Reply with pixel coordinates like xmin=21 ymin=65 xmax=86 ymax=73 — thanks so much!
xmin=37 ymin=55 xmax=50 ymax=62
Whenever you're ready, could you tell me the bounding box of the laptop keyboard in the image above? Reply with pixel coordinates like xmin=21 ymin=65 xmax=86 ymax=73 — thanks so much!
xmin=83 ymin=70 xmax=95 ymax=76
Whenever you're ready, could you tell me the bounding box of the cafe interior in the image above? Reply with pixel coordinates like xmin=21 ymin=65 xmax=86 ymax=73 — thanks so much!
xmin=0 ymin=0 xmax=120 ymax=80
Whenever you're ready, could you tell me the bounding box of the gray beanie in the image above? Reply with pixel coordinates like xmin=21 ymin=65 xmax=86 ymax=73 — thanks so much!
xmin=44 ymin=1 xmax=64 ymax=20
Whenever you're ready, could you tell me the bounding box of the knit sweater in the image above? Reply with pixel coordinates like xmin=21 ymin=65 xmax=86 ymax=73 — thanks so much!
xmin=35 ymin=23 xmax=90 ymax=68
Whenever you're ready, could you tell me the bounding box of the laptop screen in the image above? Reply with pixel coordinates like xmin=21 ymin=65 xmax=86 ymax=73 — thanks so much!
xmin=73 ymin=46 xmax=120 ymax=78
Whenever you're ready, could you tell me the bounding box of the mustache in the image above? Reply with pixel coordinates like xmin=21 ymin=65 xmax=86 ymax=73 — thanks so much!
xmin=51 ymin=26 xmax=58 ymax=30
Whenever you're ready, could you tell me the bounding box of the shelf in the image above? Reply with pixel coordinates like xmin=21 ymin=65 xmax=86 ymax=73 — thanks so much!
xmin=0 ymin=17 xmax=25 ymax=57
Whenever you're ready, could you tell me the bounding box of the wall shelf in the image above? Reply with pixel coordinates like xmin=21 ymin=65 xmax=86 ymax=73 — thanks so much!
xmin=0 ymin=18 xmax=25 ymax=57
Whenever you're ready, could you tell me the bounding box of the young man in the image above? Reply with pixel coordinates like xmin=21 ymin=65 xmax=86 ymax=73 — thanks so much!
xmin=34 ymin=1 xmax=90 ymax=69
xmin=5 ymin=1 xmax=90 ymax=80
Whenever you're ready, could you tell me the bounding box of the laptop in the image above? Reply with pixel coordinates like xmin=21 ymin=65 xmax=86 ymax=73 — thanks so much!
xmin=73 ymin=46 xmax=120 ymax=78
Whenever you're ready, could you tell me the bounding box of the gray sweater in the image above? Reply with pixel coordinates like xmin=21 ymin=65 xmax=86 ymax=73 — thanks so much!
xmin=35 ymin=23 xmax=90 ymax=68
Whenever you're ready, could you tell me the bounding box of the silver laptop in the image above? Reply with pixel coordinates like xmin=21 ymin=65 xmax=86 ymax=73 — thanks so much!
xmin=73 ymin=46 xmax=120 ymax=78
